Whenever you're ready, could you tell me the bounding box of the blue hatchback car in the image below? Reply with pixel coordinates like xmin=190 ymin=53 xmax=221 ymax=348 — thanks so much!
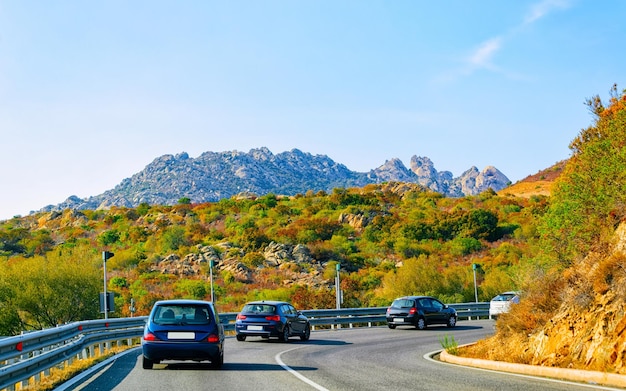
xmin=142 ymin=299 xmax=224 ymax=369
xmin=235 ymin=301 xmax=311 ymax=342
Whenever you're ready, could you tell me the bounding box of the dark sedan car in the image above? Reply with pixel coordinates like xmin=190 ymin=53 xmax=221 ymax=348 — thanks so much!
xmin=235 ymin=300 xmax=311 ymax=342
xmin=386 ymin=296 xmax=457 ymax=330
xmin=141 ymin=299 xmax=224 ymax=369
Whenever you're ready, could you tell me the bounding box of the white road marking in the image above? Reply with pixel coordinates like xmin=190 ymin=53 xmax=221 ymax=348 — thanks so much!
xmin=424 ymin=350 xmax=626 ymax=391
xmin=275 ymin=347 xmax=330 ymax=391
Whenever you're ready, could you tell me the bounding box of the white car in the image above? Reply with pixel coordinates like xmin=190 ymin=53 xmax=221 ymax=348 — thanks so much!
xmin=489 ymin=291 xmax=520 ymax=318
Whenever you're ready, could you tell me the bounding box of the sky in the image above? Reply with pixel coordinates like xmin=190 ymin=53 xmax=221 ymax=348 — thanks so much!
xmin=1 ymin=0 xmax=625 ymax=220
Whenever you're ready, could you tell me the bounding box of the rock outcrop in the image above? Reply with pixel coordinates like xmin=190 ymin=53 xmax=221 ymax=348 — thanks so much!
xmin=151 ymin=241 xmax=326 ymax=288
xmin=510 ymin=223 xmax=626 ymax=373
xmin=38 ymin=148 xmax=510 ymax=214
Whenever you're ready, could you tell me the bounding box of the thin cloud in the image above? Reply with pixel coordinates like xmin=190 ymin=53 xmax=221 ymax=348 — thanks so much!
xmin=524 ymin=0 xmax=572 ymax=25
xmin=438 ymin=0 xmax=573 ymax=83
xmin=468 ymin=37 xmax=503 ymax=70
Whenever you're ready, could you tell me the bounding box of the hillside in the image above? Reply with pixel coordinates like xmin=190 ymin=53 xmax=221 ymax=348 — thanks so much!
xmin=0 ymin=181 xmax=542 ymax=333
xmin=462 ymin=220 xmax=626 ymax=374
xmin=461 ymin=86 xmax=626 ymax=376
xmin=498 ymin=160 xmax=567 ymax=198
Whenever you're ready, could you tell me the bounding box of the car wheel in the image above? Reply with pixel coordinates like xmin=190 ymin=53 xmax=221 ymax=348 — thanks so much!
xmin=415 ymin=317 xmax=427 ymax=330
xmin=387 ymin=323 xmax=396 ymax=329
xmin=300 ymin=324 xmax=311 ymax=341
xmin=142 ymin=355 xmax=154 ymax=370
xmin=447 ymin=316 xmax=457 ymax=328
xmin=236 ymin=334 xmax=246 ymax=341
xmin=211 ymin=352 xmax=224 ymax=369
xmin=280 ymin=325 xmax=290 ymax=342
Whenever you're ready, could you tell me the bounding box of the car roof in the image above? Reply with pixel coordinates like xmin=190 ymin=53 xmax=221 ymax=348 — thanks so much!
xmin=243 ymin=300 xmax=290 ymax=306
xmin=491 ymin=291 xmax=520 ymax=299
xmin=395 ymin=296 xmax=435 ymax=300
xmin=154 ymin=299 xmax=214 ymax=306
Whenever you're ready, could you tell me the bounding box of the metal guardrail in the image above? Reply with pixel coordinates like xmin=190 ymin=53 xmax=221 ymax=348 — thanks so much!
xmin=219 ymin=303 xmax=490 ymax=329
xmin=0 ymin=302 xmax=490 ymax=390
xmin=0 ymin=318 xmax=147 ymax=390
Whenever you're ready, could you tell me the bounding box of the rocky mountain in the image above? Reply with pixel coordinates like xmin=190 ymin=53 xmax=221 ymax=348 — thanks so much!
xmin=40 ymin=147 xmax=510 ymax=213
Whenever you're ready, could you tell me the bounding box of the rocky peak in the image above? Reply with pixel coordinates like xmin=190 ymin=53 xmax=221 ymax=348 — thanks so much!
xmin=451 ymin=165 xmax=511 ymax=196
xmin=370 ymin=158 xmax=416 ymax=182
xmin=37 ymin=148 xmax=510 ymax=214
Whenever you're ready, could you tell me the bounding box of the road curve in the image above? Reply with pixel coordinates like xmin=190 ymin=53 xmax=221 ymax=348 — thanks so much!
xmin=61 ymin=320 xmax=623 ymax=391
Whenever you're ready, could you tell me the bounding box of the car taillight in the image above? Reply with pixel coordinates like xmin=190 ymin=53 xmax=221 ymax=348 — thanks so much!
xmin=143 ymin=332 xmax=159 ymax=341
xmin=409 ymin=308 xmax=417 ymax=314
xmin=207 ymin=334 xmax=220 ymax=343
xmin=265 ymin=315 xmax=281 ymax=321
xmin=386 ymin=307 xmax=391 ymax=313
xmin=236 ymin=314 xmax=247 ymax=320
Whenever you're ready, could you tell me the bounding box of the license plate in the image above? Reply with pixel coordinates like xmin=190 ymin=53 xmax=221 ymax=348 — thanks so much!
xmin=393 ymin=318 xmax=404 ymax=323
xmin=167 ymin=332 xmax=195 ymax=340
xmin=247 ymin=325 xmax=263 ymax=331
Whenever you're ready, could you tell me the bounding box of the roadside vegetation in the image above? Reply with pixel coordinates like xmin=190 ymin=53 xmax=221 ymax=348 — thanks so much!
xmin=462 ymin=84 xmax=626 ymax=373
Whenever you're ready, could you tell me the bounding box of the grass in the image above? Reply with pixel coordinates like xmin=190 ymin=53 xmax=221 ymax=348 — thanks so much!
xmin=21 ymin=344 xmax=138 ymax=391
xmin=439 ymin=334 xmax=459 ymax=355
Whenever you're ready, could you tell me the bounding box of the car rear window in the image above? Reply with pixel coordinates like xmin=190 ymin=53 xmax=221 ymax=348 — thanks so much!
xmin=154 ymin=304 xmax=212 ymax=325
xmin=493 ymin=294 xmax=516 ymax=301
xmin=242 ymin=304 xmax=277 ymax=315
xmin=391 ymin=299 xmax=415 ymax=308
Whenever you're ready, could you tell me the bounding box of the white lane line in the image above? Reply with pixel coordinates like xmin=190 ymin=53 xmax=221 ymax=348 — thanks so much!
xmin=275 ymin=347 xmax=330 ymax=391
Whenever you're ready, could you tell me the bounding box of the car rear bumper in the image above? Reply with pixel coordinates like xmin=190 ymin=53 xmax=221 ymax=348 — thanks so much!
xmin=142 ymin=341 xmax=222 ymax=362
xmin=235 ymin=323 xmax=283 ymax=337
xmin=386 ymin=316 xmax=416 ymax=326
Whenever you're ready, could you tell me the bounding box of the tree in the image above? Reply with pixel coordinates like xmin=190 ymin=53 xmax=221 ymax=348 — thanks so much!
xmin=0 ymin=267 xmax=22 ymax=335
xmin=9 ymin=251 xmax=101 ymax=330
xmin=161 ymin=226 xmax=188 ymax=251
xmin=0 ymin=227 xmax=28 ymax=255
xmin=98 ymin=230 xmax=120 ymax=246
xmin=540 ymin=85 xmax=626 ymax=264
xmin=379 ymin=256 xmax=444 ymax=299
xmin=176 ymin=279 xmax=208 ymax=300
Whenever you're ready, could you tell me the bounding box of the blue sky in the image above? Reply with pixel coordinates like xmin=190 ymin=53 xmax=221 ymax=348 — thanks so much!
xmin=1 ymin=0 xmax=624 ymax=220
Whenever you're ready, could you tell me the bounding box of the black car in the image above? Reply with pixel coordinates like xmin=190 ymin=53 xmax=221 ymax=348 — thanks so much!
xmin=141 ymin=299 xmax=225 ymax=369
xmin=386 ymin=296 xmax=457 ymax=330
xmin=235 ymin=300 xmax=311 ymax=342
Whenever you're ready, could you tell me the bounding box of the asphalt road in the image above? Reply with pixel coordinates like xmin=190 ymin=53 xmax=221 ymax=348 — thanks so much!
xmin=61 ymin=320 xmax=623 ymax=391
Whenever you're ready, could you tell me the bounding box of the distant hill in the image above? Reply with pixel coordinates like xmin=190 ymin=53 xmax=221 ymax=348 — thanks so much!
xmin=498 ymin=160 xmax=567 ymax=198
xmin=39 ymin=147 xmax=511 ymax=213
